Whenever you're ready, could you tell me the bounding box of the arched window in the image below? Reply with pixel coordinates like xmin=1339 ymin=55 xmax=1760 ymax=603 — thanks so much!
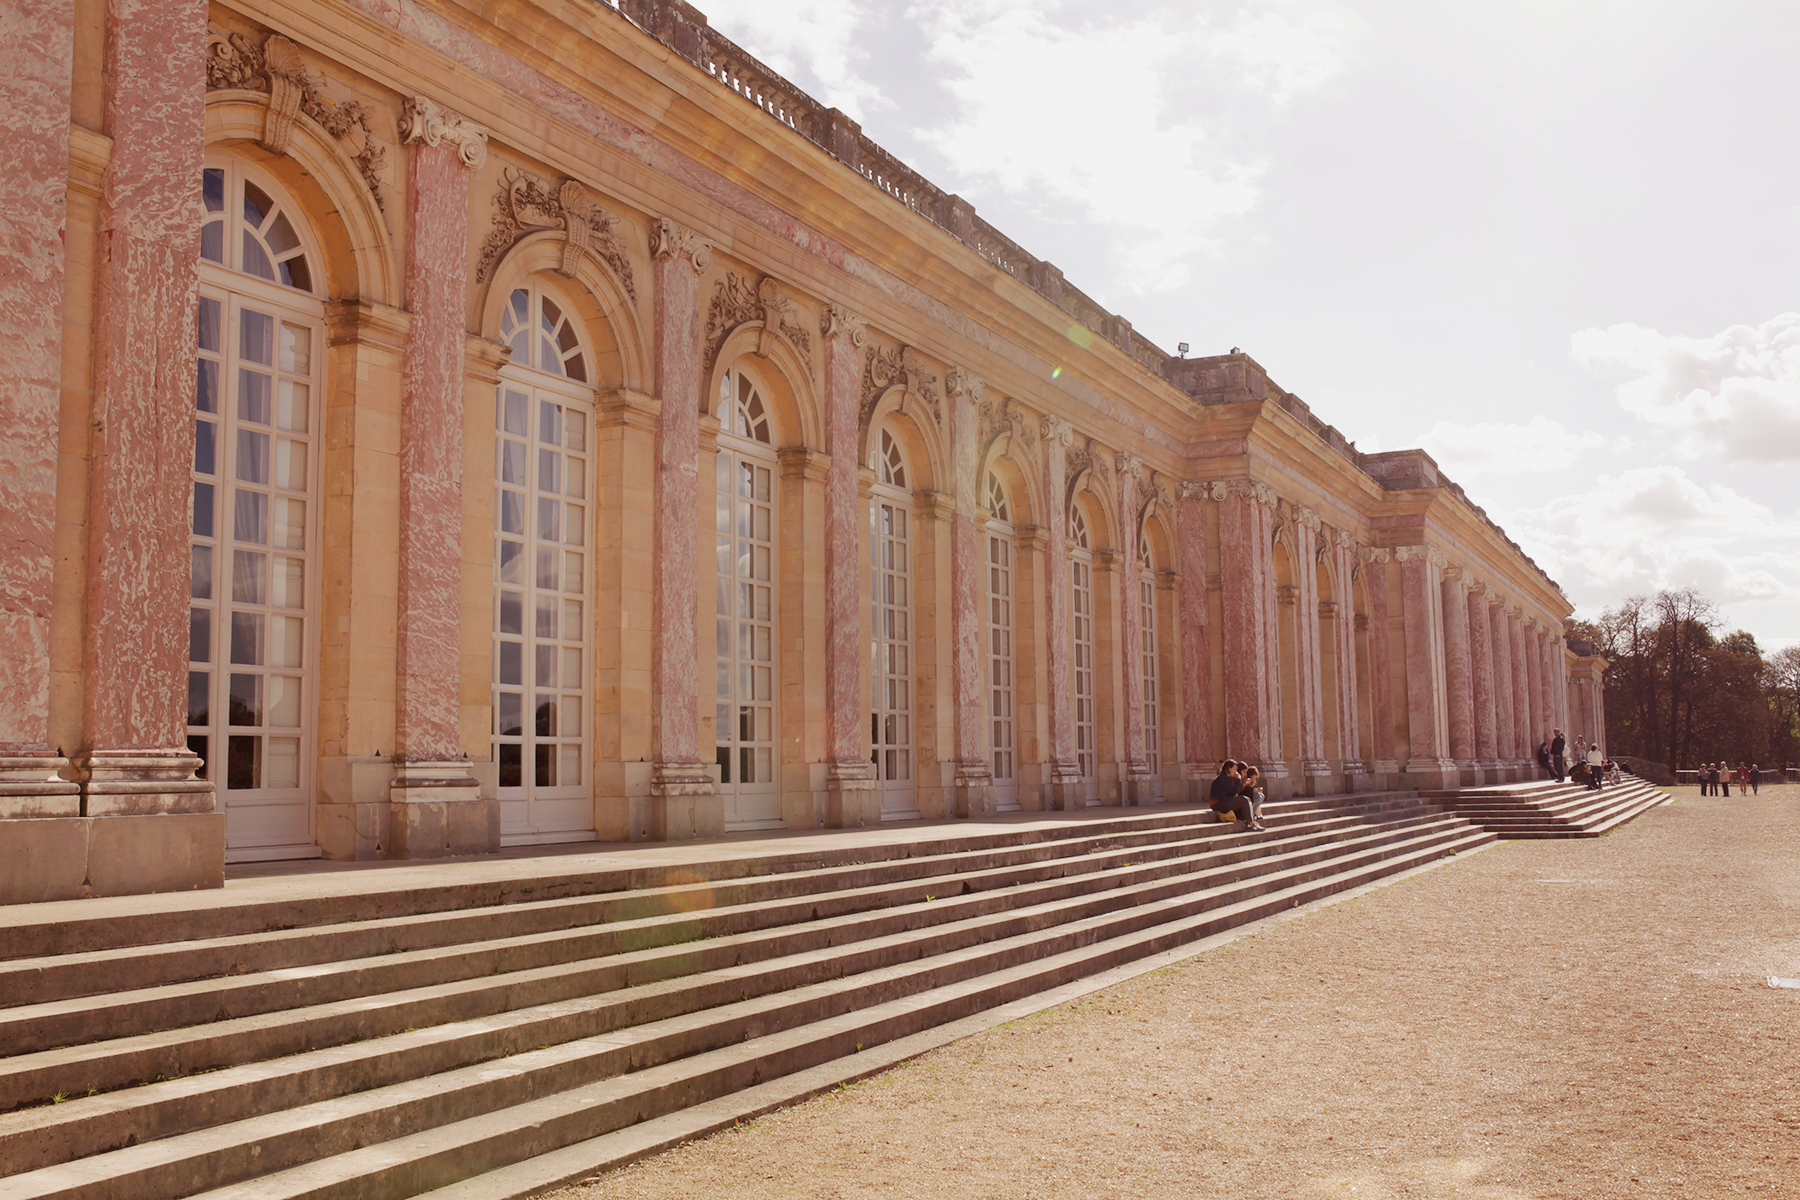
xmin=714 ymin=366 xmax=781 ymax=829
xmin=493 ymin=281 xmax=594 ymax=843
xmin=1139 ymin=532 xmax=1161 ymax=777
xmin=871 ymin=428 xmax=916 ymax=819
xmin=189 ymin=157 xmax=325 ymax=860
xmin=200 ymin=162 xmax=317 ymax=293
xmin=985 ymin=472 xmax=1018 ymax=810
xmin=1069 ymin=504 xmax=1097 ymax=799
xmin=500 ymin=286 xmax=589 ymax=382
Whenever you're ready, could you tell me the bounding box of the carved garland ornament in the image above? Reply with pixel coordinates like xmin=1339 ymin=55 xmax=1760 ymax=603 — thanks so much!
xmin=702 ymin=272 xmax=813 ymax=375
xmin=475 ymin=167 xmax=636 ymax=300
xmin=205 ymin=29 xmax=388 ymax=208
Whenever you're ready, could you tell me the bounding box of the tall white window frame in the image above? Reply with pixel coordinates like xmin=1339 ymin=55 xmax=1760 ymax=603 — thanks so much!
xmin=871 ymin=427 xmax=917 ymax=819
xmin=714 ymin=366 xmax=783 ymax=830
xmin=1139 ymin=532 xmax=1161 ymax=777
xmin=190 ymin=156 xmax=325 ymax=861
xmin=1070 ymin=504 xmax=1098 ymax=802
xmin=985 ymin=472 xmax=1019 ymax=811
xmin=493 ymin=283 xmax=596 ymax=844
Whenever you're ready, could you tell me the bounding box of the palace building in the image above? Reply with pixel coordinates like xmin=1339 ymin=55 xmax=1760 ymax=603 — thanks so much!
xmin=0 ymin=0 xmax=1607 ymax=902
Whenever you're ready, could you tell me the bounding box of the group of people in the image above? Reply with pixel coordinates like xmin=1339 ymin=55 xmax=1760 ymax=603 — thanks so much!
xmin=1535 ymin=728 xmax=1616 ymax=790
xmin=1208 ymin=760 xmax=1269 ymax=831
xmin=1698 ymin=763 xmax=1762 ymax=795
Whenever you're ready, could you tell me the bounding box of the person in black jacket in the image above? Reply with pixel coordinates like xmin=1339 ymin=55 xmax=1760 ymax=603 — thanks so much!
xmin=1536 ymin=740 xmax=1555 ymax=779
xmin=1550 ymin=729 xmax=1566 ymax=782
xmin=1208 ymin=760 xmax=1264 ymax=830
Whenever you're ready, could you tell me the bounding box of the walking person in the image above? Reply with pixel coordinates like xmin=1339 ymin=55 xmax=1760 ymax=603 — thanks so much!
xmin=1736 ymin=762 xmax=1750 ymax=796
xmin=1550 ymin=729 xmax=1566 ymax=782
xmin=1587 ymin=743 xmax=1604 ymax=791
xmin=1751 ymin=764 xmax=1762 ymax=795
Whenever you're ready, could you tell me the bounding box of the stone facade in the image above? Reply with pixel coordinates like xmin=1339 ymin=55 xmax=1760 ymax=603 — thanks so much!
xmin=0 ymin=0 xmax=1593 ymax=902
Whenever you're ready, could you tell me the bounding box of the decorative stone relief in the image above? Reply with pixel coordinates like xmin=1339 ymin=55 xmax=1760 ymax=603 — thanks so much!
xmin=1295 ymin=505 xmax=1323 ymax=532
xmin=1040 ymin=415 xmax=1074 ymax=448
xmin=1177 ymin=480 xmax=1208 ymax=502
xmin=648 ymin=218 xmax=711 ymax=270
xmin=861 ymin=342 xmax=941 ymax=430
xmin=1359 ymin=545 xmax=1392 ymax=565
xmin=946 ymin=366 xmax=985 ymax=405
xmin=475 ymin=167 xmax=636 ymax=299
xmin=1211 ymin=477 xmax=1279 ymax=508
xmin=1393 ymin=544 xmax=1450 ymax=569
xmin=978 ymin=395 xmax=1036 ymax=461
xmin=205 ymin=28 xmax=387 ymax=207
xmin=399 ymin=95 xmax=488 ymax=169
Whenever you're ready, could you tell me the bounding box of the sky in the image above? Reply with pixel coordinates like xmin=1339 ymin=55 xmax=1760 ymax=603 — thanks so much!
xmin=691 ymin=0 xmax=1800 ymax=650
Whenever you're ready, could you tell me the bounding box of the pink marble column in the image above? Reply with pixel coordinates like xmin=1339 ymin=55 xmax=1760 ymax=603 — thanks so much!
xmin=1216 ymin=479 xmax=1286 ymax=792
xmin=1509 ymin=610 xmax=1531 ymax=765
xmin=819 ymin=307 xmax=878 ymax=826
xmin=384 ymin=99 xmax=489 ymax=856
xmin=77 ymin=0 xmax=213 ymax=817
xmin=1468 ymin=584 xmax=1498 ymax=769
xmin=1439 ymin=566 xmax=1476 ymax=773
xmin=1539 ymin=628 xmax=1561 ymax=750
xmin=947 ymin=368 xmax=994 ymax=817
xmin=1038 ymin=416 xmax=1083 ymax=809
xmin=1327 ymin=537 xmax=1363 ymax=779
xmin=1115 ymin=454 xmax=1155 ymax=805
xmin=1521 ymin=617 xmax=1544 ymax=759
xmin=646 ymin=217 xmax=719 ymax=837
xmin=1489 ymin=598 xmax=1516 ymax=767
xmin=1360 ymin=548 xmax=1397 ymax=776
xmin=1175 ymin=482 xmax=1213 ymax=797
xmin=1396 ymin=546 xmax=1455 ymax=785
xmin=1290 ymin=509 xmax=1329 ymax=791
xmin=0 ymin=0 xmax=81 ymax=812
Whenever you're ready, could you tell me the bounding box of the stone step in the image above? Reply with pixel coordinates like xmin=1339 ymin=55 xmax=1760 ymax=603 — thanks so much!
xmin=0 ymin=803 xmax=1462 ymax=1115
xmin=16 ymin=824 xmax=1490 ymax=1200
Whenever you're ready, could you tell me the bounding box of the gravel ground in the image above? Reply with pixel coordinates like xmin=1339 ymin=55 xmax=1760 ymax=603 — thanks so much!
xmin=554 ymin=786 xmax=1800 ymax=1199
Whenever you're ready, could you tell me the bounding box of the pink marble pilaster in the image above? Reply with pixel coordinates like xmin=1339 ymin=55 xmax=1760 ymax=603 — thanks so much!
xmin=1290 ymin=510 xmax=1329 ymax=787
xmin=1508 ymin=611 xmax=1531 ymax=763
xmin=1489 ymin=599 xmax=1516 ymax=764
xmin=388 ymin=98 xmax=489 ymax=851
xmin=1395 ymin=547 xmax=1454 ymax=781
xmin=947 ymin=369 xmax=993 ymax=816
xmin=1114 ymin=455 xmax=1152 ymax=804
xmin=1439 ymin=567 xmax=1475 ymax=769
xmin=1038 ymin=417 xmax=1082 ymax=808
xmin=1175 ymin=482 xmax=1213 ymax=792
xmin=1216 ymin=480 xmax=1284 ymax=785
xmin=1539 ymin=629 xmax=1560 ymax=748
xmin=818 ymin=307 xmax=877 ymax=823
xmin=646 ymin=218 xmax=719 ymax=836
xmin=0 ymin=0 xmax=81 ymax=811
xmin=1521 ymin=617 xmax=1544 ymax=756
xmin=1468 ymin=585 xmax=1497 ymax=766
xmin=78 ymin=0 xmax=213 ymax=814
xmin=1327 ymin=540 xmax=1363 ymax=776
xmin=1361 ymin=549 xmax=1396 ymax=773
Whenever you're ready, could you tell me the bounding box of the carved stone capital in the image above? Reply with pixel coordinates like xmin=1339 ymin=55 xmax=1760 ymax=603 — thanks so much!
xmin=1177 ymin=480 xmax=1208 ymax=502
xmin=1040 ymin=415 xmax=1074 ymax=447
xmin=1295 ymin=504 xmax=1323 ymax=532
xmin=1359 ymin=545 xmax=1391 ymax=565
xmin=946 ymin=366 xmax=985 ymax=404
xmin=1393 ymin=544 xmax=1448 ymax=569
xmin=821 ymin=304 xmax=866 ymax=346
xmin=649 ymin=218 xmax=712 ymax=272
xmin=1442 ymin=564 xmax=1468 ymax=584
xmin=1115 ymin=450 xmax=1143 ymax=479
xmin=400 ymin=95 xmax=488 ymax=169
xmin=1213 ymin=477 xmax=1277 ymax=508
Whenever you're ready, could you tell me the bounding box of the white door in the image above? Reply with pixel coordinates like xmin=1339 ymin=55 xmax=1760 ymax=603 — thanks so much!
xmin=986 ymin=474 xmax=1019 ymax=811
xmin=871 ymin=429 xmax=917 ymax=819
xmin=1070 ymin=508 xmax=1099 ymax=804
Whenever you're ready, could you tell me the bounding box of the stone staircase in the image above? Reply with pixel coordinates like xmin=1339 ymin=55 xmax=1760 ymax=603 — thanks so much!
xmin=1417 ymin=777 xmax=1670 ymax=838
xmin=0 ymin=793 xmax=1492 ymax=1200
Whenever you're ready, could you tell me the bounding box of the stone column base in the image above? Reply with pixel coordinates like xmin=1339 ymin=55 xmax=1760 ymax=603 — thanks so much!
xmin=1299 ymin=759 xmax=1335 ymax=797
xmin=1341 ymin=760 xmax=1369 ymax=792
xmin=1 ymin=813 xmax=225 ymax=904
xmin=1402 ymin=757 xmax=1461 ymax=791
xmin=1182 ymin=763 xmax=1213 ymax=804
xmin=1255 ymin=760 xmax=1292 ymax=802
xmin=0 ymin=753 xmax=80 ymax=818
xmin=73 ymin=750 xmax=215 ymax=816
xmin=387 ymin=760 xmax=494 ymax=859
xmin=951 ymin=761 xmax=995 ymax=819
xmin=1120 ymin=763 xmax=1160 ymax=807
xmin=649 ymin=761 xmax=723 ymax=840
xmin=1044 ymin=762 xmax=1086 ymax=811
xmin=825 ymin=761 xmax=880 ymax=828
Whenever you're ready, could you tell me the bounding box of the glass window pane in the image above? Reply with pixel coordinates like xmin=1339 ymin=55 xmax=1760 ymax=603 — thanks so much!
xmin=238 ymin=369 xmax=271 ymax=424
xmin=266 ymin=737 xmax=300 ymax=788
xmin=279 ymin=255 xmax=311 ymax=293
xmin=236 ymin=430 xmax=269 ymax=483
xmin=501 ymin=441 xmax=526 ymax=485
xmin=200 ymin=221 xmax=224 ymax=264
xmin=498 ymin=640 xmax=522 ymax=685
xmin=271 ymin=614 xmax=303 ymax=668
xmin=242 ymin=232 xmax=276 ymax=280
xmin=559 ymin=744 xmax=581 ymax=787
xmin=276 ymin=381 xmax=308 ymax=433
xmin=232 ymin=550 xmax=266 ymax=604
xmin=194 ymin=420 xmax=216 ymax=476
xmin=227 ymin=735 xmax=261 ymax=789
xmin=274 ymin=439 xmax=307 ymax=491
xmin=535 ymin=743 xmax=556 ymax=786
xmin=196 ymin=359 xmax=220 ymax=413
xmin=496 ymin=691 xmax=522 ymax=737
xmin=199 ymin=296 xmax=222 ymax=352
xmin=273 ymin=497 xmax=305 ymax=549
xmin=503 ymin=389 xmax=528 ymax=435
xmin=189 ymin=608 xmax=211 ymax=664
xmin=499 ymin=590 xmax=523 ymax=635
xmin=187 ymin=671 xmax=210 ymax=726
xmin=266 ymin=213 xmax=301 ymax=255
xmin=498 ymin=743 xmax=522 ymax=788
xmin=243 ymin=181 xmax=273 ymax=228
xmin=271 ymin=556 xmax=304 ymax=608
xmin=229 ymin=612 xmax=264 ymax=665
xmin=228 ymin=673 xmax=263 ymax=725
xmin=203 ymin=168 xmax=225 ymax=213
xmin=267 ymin=675 xmax=301 ymax=727
xmin=193 ymin=482 xmax=214 ymax=537
xmin=191 ymin=545 xmax=213 ymax=600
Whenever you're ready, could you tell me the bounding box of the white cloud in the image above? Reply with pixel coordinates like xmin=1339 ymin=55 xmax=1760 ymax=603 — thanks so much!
xmin=1498 ymin=466 xmax=1800 ymax=618
xmin=1417 ymin=415 xmax=1603 ymax=478
xmin=1571 ymin=313 xmax=1800 ymax=462
xmin=905 ymin=0 xmax=1346 ymax=292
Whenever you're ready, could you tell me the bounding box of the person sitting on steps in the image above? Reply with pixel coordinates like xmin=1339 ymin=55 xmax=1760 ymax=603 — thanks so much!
xmin=1208 ymin=760 xmax=1265 ymax=830
xmin=1243 ymin=765 xmax=1269 ymax=823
